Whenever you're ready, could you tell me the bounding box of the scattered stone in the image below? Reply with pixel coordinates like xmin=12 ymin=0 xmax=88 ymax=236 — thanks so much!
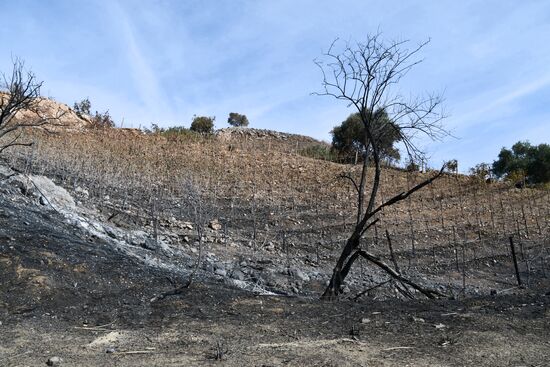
xmin=129 ymin=231 xmax=147 ymax=247
xmin=46 ymin=356 xmax=62 ymax=366
xmin=74 ymin=186 xmax=89 ymax=197
xmin=288 ymin=267 xmax=310 ymax=282
xmin=209 ymin=219 xmax=222 ymax=231
xmin=361 ymin=318 xmax=371 ymax=324
xmin=231 ymin=269 xmax=246 ymax=281
xmin=181 ymin=222 xmax=194 ymax=230
xmin=103 ymin=226 xmax=118 ymax=239
xmin=214 ymin=266 xmax=227 ymax=277
xmin=0 ymin=165 xmax=14 ymax=180
xmin=264 ymin=242 xmax=275 ymax=252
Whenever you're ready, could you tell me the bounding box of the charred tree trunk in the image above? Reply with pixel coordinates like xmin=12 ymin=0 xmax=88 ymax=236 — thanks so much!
xmin=314 ymin=34 xmax=448 ymax=300
xmin=321 ymin=167 xmax=446 ymax=300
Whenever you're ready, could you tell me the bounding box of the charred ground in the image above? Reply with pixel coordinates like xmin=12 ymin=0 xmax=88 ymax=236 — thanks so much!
xmin=0 ymin=118 xmax=549 ymax=366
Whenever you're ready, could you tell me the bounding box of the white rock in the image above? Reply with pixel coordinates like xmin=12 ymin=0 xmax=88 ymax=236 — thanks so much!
xmin=29 ymin=175 xmax=76 ymax=212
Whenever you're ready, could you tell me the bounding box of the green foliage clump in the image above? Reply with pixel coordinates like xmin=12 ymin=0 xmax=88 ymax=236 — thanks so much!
xmin=74 ymin=98 xmax=114 ymax=128
xmin=331 ymin=109 xmax=401 ymax=163
xmin=445 ymin=159 xmax=458 ymax=173
xmin=299 ymin=144 xmax=339 ymax=162
xmin=142 ymin=123 xmax=200 ymax=141
xmin=227 ymin=112 xmax=249 ymax=127
xmin=190 ymin=115 xmax=215 ymax=134
xmin=405 ymin=159 xmax=420 ymax=172
xmin=73 ymin=98 xmax=91 ymax=116
xmin=469 ymin=163 xmax=492 ymax=181
xmin=90 ymin=110 xmax=115 ymax=128
xmin=492 ymin=141 xmax=550 ymax=184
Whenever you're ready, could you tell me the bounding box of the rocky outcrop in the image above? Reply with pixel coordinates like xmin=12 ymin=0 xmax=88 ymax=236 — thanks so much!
xmin=215 ymin=127 xmax=324 ymax=145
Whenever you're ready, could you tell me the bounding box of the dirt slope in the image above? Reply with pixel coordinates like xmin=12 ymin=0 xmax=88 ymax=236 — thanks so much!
xmin=0 ymin=163 xmax=549 ymax=366
xmin=0 ymin=97 xmax=549 ymax=366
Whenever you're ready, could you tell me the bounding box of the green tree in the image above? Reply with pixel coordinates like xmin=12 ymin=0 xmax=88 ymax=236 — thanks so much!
xmin=331 ymin=109 xmax=401 ymax=163
xmin=445 ymin=159 xmax=458 ymax=174
xmin=492 ymin=141 xmax=550 ymax=184
xmin=190 ymin=115 xmax=215 ymax=134
xmin=227 ymin=112 xmax=249 ymax=127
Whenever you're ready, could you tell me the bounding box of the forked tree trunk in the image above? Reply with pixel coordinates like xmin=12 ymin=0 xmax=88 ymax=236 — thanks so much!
xmin=321 ymin=166 xmax=446 ymax=300
xmin=322 ymin=228 xmax=362 ymax=299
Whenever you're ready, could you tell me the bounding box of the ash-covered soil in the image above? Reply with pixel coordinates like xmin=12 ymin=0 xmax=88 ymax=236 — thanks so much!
xmin=1 ymin=166 xmax=549 ymax=366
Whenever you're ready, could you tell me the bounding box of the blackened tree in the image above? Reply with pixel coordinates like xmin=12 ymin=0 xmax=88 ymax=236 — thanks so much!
xmin=314 ymin=34 xmax=448 ymax=300
xmin=0 ymin=59 xmax=63 ymax=154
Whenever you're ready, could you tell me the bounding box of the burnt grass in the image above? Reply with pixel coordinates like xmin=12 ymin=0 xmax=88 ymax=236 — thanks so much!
xmin=0 ymin=177 xmax=549 ymax=366
xmin=1 ymin=127 xmax=550 ymax=366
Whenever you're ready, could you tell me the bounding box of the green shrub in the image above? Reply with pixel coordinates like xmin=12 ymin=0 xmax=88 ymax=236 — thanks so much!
xmin=190 ymin=115 xmax=215 ymax=134
xmin=469 ymin=163 xmax=492 ymax=182
xmin=73 ymin=98 xmax=91 ymax=116
xmin=299 ymin=144 xmax=339 ymax=162
xmin=142 ymin=124 xmax=201 ymax=142
xmin=405 ymin=159 xmax=420 ymax=172
xmin=89 ymin=110 xmax=115 ymax=128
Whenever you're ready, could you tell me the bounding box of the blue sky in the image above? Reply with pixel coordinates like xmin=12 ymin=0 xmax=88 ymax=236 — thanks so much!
xmin=1 ymin=0 xmax=549 ymax=170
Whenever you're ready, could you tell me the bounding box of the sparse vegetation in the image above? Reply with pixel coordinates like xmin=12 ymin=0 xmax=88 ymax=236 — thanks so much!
xmin=73 ymin=98 xmax=91 ymax=117
xmin=143 ymin=124 xmax=201 ymax=142
xmin=446 ymin=159 xmax=458 ymax=174
xmin=89 ymin=110 xmax=115 ymax=129
xmin=73 ymin=97 xmax=115 ymax=129
xmin=469 ymin=162 xmax=492 ymax=182
xmin=298 ymin=144 xmax=338 ymax=162
xmin=2 ymin=104 xmax=549 ymax=366
xmin=1 ymin=3 xmax=549 ymax=365
xmin=405 ymin=159 xmax=420 ymax=172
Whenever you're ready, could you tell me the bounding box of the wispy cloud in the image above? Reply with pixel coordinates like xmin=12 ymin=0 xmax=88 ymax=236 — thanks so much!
xmin=103 ymin=1 xmax=173 ymax=121
xmin=453 ymin=73 xmax=550 ymax=130
xmin=2 ymin=0 xmax=549 ymax=168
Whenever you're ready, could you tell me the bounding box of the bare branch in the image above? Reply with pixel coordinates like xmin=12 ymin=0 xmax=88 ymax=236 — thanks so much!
xmin=0 ymin=58 xmax=63 ymax=154
xmin=316 ymin=34 xmax=450 ymax=300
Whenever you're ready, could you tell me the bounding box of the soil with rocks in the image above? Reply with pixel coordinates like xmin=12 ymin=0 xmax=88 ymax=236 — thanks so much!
xmin=0 ymin=163 xmax=549 ymax=366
